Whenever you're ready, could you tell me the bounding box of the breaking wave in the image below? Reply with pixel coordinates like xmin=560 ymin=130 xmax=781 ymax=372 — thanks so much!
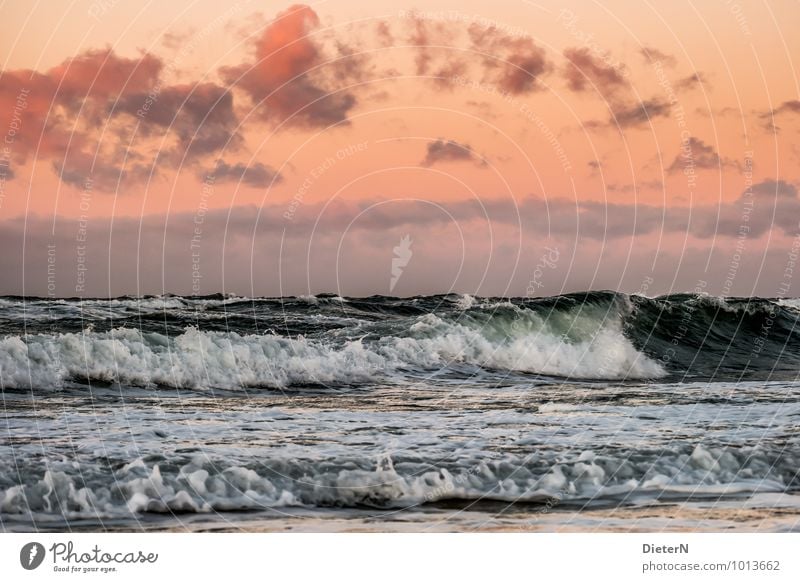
xmin=1 ymin=291 xmax=798 ymax=391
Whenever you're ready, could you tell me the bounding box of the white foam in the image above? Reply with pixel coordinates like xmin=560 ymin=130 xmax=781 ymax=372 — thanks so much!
xmin=392 ymin=312 xmax=666 ymax=380
xmin=455 ymin=294 xmax=477 ymax=310
xmin=0 ymin=306 xmax=666 ymax=390
xmin=0 ymin=327 xmax=385 ymax=391
xmin=0 ymin=443 xmax=789 ymax=516
xmin=778 ymin=298 xmax=800 ymax=311
xmin=538 ymin=402 xmax=582 ymax=413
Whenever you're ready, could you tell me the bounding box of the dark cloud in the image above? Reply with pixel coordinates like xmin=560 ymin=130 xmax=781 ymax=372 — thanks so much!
xmin=639 ymin=46 xmax=677 ymax=67
xmin=220 ymin=4 xmax=356 ymax=128
xmin=770 ymin=100 xmax=800 ymax=116
xmin=375 ymin=21 xmax=394 ymax=47
xmin=667 ymin=137 xmax=739 ymax=172
xmin=202 ymin=159 xmax=282 ymax=187
xmin=406 ymin=14 xmax=435 ymax=75
xmin=563 ymin=48 xmax=678 ymax=130
xmin=606 ymin=180 xmax=663 ymax=193
xmin=0 ymin=161 xmax=14 ymax=181
xmin=52 ymin=149 xmax=153 ymax=192
xmin=0 ymin=49 xmax=164 ymax=190
xmin=421 ymin=139 xmax=484 ymax=167
xmin=563 ymin=47 xmax=627 ymax=96
xmin=611 ymin=97 xmax=671 ymax=127
xmin=751 ymin=178 xmax=797 ymax=198
xmin=761 ymin=100 xmax=800 ymax=130
xmin=0 ymin=49 xmax=162 ymax=162
xmin=391 ymin=15 xmax=550 ymax=93
xmin=468 ymin=25 xmax=550 ymax=94
xmin=707 ymin=179 xmax=800 ymax=238
xmin=116 ymin=83 xmax=241 ymax=158
xmin=0 ymin=53 xmax=242 ymax=191
xmin=47 ymin=48 xmax=163 ymax=105
xmin=675 ymin=72 xmax=706 ymax=91
xmin=4 ymin=179 xmax=798 ymax=297
xmin=269 ymin=178 xmax=800 ymax=243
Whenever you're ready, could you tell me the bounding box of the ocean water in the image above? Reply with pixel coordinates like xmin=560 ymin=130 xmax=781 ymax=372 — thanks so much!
xmin=0 ymin=292 xmax=798 ymax=532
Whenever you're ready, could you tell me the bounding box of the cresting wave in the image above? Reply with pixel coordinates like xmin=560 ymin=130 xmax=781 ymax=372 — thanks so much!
xmin=0 ymin=318 xmax=662 ymax=391
xmin=0 ymin=291 xmax=798 ymax=390
xmin=0 ymin=443 xmax=794 ymax=515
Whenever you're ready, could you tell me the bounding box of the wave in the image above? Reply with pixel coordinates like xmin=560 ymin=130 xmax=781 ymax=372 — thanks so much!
xmin=0 ymin=291 xmax=798 ymax=390
xmin=0 ymin=307 xmax=663 ymax=390
xmin=0 ymin=327 xmax=384 ymax=390
xmin=1 ymin=443 xmax=793 ymax=516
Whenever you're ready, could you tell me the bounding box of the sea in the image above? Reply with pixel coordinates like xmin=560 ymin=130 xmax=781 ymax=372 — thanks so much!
xmin=1 ymin=292 xmax=798 ymax=532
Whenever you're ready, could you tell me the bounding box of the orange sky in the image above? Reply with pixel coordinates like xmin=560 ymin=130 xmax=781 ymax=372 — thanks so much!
xmin=0 ymin=1 xmax=798 ymax=297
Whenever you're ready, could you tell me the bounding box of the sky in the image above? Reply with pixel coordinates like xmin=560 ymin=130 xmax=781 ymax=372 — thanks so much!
xmin=0 ymin=0 xmax=798 ymax=297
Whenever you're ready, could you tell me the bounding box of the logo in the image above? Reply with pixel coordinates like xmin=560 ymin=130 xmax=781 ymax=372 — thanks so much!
xmin=20 ymin=542 xmax=46 ymax=570
xmin=390 ymin=234 xmax=413 ymax=293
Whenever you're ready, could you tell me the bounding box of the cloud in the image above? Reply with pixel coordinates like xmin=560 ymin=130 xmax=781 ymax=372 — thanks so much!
xmin=253 ymin=177 xmax=800 ymax=242
xmin=202 ymin=159 xmax=282 ymax=187
xmin=611 ymin=97 xmax=671 ymax=127
xmin=220 ymin=4 xmax=356 ymax=128
xmin=769 ymin=100 xmax=800 ymax=116
xmin=563 ymin=47 xmax=627 ymax=96
xmin=4 ymin=178 xmax=799 ymax=297
xmin=0 ymin=49 xmax=167 ymax=190
xmin=468 ymin=25 xmax=550 ymax=94
xmin=562 ymin=48 xmax=680 ymax=130
xmin=392 ymin=15 xmax=550 ymax=93
xmin=0 ymin=161 xmax=14 ymax=181
xmin=667 ymin=137 xmax=739 ymax=172
xmin=675 ymin=72 xmax=706 ymax=91
xmin=375 ymin=21 xmax=394 ymax=47
xmin=606 ymin=180 xmax=663 ymax=193
xmin=0 ymin=49 xmax=162 ymax=161
xmin=52 ymin=149 xmax=152 ymax=192
xmin=0 ymin=48 xmax=250 ymax=190
xmin=50 ymin=80 xmax=243 ymax=191
xmin=761 ymin=100 xmax=800 ymax=130
xmin=751 ymin=178 xmax=797 ymax=198
xmin=639 ymin=46 xmax=677 ymax=67
xmin=706 ymin=179 xmax=800 ymax=238
xmin=51 ymin=49 xmax=163 ymax=104
xmin=421 ymin=139 xmax=484 ymax=167
xmin=116 ymin=82 xmax=241 ymax=158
